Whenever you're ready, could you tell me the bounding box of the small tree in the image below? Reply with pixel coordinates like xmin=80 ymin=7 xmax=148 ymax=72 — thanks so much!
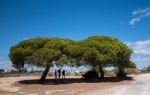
xmin=9 ymin=47 xmax=25 ymax=72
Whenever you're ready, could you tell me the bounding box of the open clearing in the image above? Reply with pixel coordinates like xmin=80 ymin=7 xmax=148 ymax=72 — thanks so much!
xmin=0 ymin=74 xmax=150 ymax=95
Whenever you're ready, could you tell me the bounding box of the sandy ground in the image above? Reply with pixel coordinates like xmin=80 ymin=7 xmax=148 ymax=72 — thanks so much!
xmin=82 ymin=73 xmax=150 ymax=95
xmin=0 ymin=74 xmax=149 ymax=95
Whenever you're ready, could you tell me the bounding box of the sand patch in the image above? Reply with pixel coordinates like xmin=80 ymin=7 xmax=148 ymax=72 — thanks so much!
xmin=0 ymin=77 xmax=21 ymax=92
xmin=45 ymin=89 xmax=67 ymax=94
xmin=27 ymin=93 xmax=39 ymax=95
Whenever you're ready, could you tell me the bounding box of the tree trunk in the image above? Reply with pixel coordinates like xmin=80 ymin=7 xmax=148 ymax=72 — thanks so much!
xmin=18 ymin=67 xmax=22 ymax=73
xmin=17 ymin=63 xmax=24 ymax=73
xmin=117 ymin=67 xmax=126 ymax=77
xmin=99 ymin=65 xmax=104 ymax=78
xmin=40 ymin=64 xmax=51 ymax=81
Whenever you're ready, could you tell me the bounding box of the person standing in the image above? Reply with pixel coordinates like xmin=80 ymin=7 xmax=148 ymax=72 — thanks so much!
xmin=54 ymin=70 xmax=57 ymax=79
xmin=58 ymin=68 xmax=61 ymax=79
xmin=62 ymin=70 xmax=65 ymax=79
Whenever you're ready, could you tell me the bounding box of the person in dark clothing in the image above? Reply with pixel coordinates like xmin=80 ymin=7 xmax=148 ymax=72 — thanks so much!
xmin=58 ymin=68 xmax=61 ymax=79
xmin=54 ymin=70 xmax=57 ymax=79
xmin=62 ymin=70 xmax=65 ymax=79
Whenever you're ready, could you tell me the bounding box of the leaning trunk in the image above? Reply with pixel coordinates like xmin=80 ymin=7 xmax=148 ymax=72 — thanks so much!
xmin=99 ymin=65 xmax=104 ymax=78
xmin=40 ymin=64 xmax=51 ymax=81
xmin=117 ymin=67 xmax=126 ymax=77
xmin=16 ymin=63 xmax=24 ymax=73
xmin=18 ymin=67 xmax=22 ymax=73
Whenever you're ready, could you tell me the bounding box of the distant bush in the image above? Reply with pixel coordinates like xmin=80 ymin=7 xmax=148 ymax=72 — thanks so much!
xmin=0 ymin=69 xmax=4 ymax=73
xmin=140 ymin=65 xmax=150 ymax=73
xmin=82 ymin=70 xmax=98 ymax=79
xmin=125 ymin=68 xmax=139 ymax=74
xmin=10 ymin=69 xmax=18 ymax=73
xmin=146 ymin=65 xmax=150 ymax=72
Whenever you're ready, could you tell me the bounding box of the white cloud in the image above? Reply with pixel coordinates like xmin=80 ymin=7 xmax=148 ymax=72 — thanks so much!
xmin=131 ymin=55 xmax=150 ymax=69
xmin=0 ymin=59 xmax=11 ymax=65
xmin=133 ymin=40 xmax=150 ymax=55
xmin=131 ymin=56 xmax=150 ymax=63
xmin=129 ymin=7 xmax=150 ymax=25
xmin=125 ymin=40 xmax=150 ymax=69
xmin=0 ymin=57 xmax=12 ymax=70
xmin=129 ymin=17 xmax=140 ymax=25
xmin=144 ymin=11 xmax=150 ymax=17
xmin=0 ymin=57 xmax=3 ymax=61
xmin=132 ymin=8 xmax=150 ymax=15
xmin=125 ymin=42 xmax=132 ymax=46
xmin=125 ymin=39 xmax=150 ymax=55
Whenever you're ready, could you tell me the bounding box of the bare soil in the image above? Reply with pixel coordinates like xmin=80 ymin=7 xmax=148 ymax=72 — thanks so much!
xmin=0 ymin=75 xmax=135 ymax=95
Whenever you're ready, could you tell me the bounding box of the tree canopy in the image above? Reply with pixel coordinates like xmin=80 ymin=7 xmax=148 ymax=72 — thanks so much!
xmin=9 ymin=36 xmax=135 ymax=80
xmin=76 ymin=36 xmax=133 ymax=77
xmin=9 ymin=37 xmax=74 ymax=80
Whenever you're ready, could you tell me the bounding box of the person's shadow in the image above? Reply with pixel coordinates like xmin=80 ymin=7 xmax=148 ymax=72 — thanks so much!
xmin=18 ymin=76 xmax=133 ymax=85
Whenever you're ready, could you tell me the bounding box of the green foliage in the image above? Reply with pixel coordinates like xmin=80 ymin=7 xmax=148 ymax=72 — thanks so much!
xmin=27 ymin=48 xmax=61 ymax=66
xmin=79 ymin=36 xmax=125 ymax=67
xmin=127 ymin=60 xmax=136 ymax=68
xmin=9 ymin=35 xmax=135 ymax=78
xmin=63 ymin=45 xmax=83 ymax=58
xmin=9 ymin=47 xmax=25 ymax=72
xmin=57 ymin=54 xmax=68 ymax=66
xmin=91 ymin=65 xmax=101 ymax=73
xmin=82 ymin=47 xmax=99 ymax=65
xmin=9 ymin=37 xmax=74 ymax=70
xmin=79 ymin=36 xmax=133 ymax=77
xmin=9 ymin=36 xmax=133 ymax=69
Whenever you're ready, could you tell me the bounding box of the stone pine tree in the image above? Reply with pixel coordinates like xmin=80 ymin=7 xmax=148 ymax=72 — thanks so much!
xmin=27 ymin=48 xmax=61 ymax=81
xmin=9 ymin=36 xmax=135 ymax=80
xmin=79 ymin=36 xmax=119 ymax=78
xmin=9 ymin=37 xmax=74 ymax=81
xmin=115 ymin=42 xmax=133 ymax=77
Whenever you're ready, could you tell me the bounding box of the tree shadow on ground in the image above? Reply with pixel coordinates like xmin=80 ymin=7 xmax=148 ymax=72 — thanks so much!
xmin=19 ymin=76 xmax=134 ymax=85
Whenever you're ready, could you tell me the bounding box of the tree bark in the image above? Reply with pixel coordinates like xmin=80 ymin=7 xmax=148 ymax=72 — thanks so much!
xmin=117 ymin=67 xmax=126 ymax=77
xmin=16 ymin=64 xmax=24 ymax=73
xmin=99 ymin=65 xmax=104 ymax=78
xmin=40 ymin=64 xmax=51 ymax=81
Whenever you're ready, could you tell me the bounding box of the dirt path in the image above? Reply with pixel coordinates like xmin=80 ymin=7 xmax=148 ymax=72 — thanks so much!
xmin=0 ymin=74 xmax=149 ymax=95
xmin=83 ymin=73 xmax=150 ymax=95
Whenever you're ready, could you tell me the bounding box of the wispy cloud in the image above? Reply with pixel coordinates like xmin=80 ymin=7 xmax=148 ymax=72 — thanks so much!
xmin=129 ymin=7 xmax=150 ymax=25
xmin=23 ymin=37 xmax=29 ymax=40
xmin=132 ymin=7 xmax=150 ymax=15
xmin=125 ymin=39 xmax=150 ymax=55
xmin=129 ymin=17 xmax=141 ymax=25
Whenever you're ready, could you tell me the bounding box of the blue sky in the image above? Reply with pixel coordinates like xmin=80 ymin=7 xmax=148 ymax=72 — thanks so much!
xmin=0 ymin=0 xmax=150 ymax=70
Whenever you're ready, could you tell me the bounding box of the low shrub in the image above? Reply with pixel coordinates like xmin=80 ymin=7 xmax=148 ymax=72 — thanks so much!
xmin=82 ymin=70 xmax=98 ymax=79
